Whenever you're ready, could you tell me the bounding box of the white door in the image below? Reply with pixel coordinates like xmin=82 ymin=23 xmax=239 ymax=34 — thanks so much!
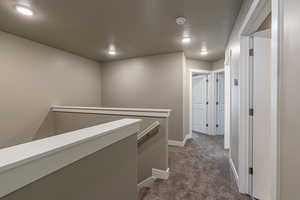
xmin=216 ymin=72 xmax=225 ymax=135
xmin=252 ymin=30 xmax=271 ymax=200
xmin=192 ymin=74 xmax=208 ymax=134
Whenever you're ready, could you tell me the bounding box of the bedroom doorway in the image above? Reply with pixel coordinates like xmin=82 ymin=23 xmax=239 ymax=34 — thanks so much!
xmin=192 ymin=72 xmax=210 ymax=134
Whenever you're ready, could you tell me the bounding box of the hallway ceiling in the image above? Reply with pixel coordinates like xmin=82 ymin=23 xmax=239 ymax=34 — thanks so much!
xmin=0 ymin=0 xmax=242 ymax=62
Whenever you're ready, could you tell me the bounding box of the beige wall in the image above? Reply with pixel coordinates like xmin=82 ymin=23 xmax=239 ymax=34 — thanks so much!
xmin=101 ymin=56 xmax=216 ymax=141
xmin=101 ymin=53 xmax=185 ymax=141
xmin=225 ymin=0 xmax=254 ymax=173
xmin=186 ymin=58 xmax=212 ymax=71
xmin=212 ymin=59 xmax=225 ymax=70
xmin=0 ymin=31 xmax=101 ymax=149
xmin=53 ymin=112 xmax=168 ymax=182
xmin=1 ymin=134 xmax=138 ymax=200
xmin=280 ymin=0 xmax=300 ymax=198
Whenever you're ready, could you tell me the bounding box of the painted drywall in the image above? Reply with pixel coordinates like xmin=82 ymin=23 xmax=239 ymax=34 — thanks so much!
xmin=0 ymin=31 xmax=101 ymax=149
xmin=183 ymin=58 xmax=212 ymax=138
xmin=212 ymin=59 xmax=225 ymax=70
xmin=53 ymin=112 xmax=168 ymax=182
xmin=0 ymin=0 xmax=242 ymax=62
xmin=186 ymin=58 xmax=212 ymax=71
xmin=1 ymin=134 xmax=137 ymax=200
xmin=225 ymin=0 xmax=254 ymax=173
xmin=101 ymin=52 xmax=185 ymax=141
xmin=280 ymin=0 xmax=300 ymax=198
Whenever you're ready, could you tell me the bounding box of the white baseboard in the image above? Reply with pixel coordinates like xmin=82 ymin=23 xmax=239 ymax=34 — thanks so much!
xmin=152 ymin=168 xmax=170 ymax=180
xmin=138 ymin=168 xmax=170 ymax=189
xmin=168 ymin=134 xmax=192 ymax=147
xmin=185 ymin=133 xmax=193 ymax=141
xmin=229 ymin=158 xmax=239 ymax=186
xmin=168 ymin=140 xmax=184 ymax=147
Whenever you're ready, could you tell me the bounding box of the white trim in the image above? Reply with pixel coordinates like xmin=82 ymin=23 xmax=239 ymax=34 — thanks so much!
xmin=239 ymin=0 xmax=272 ymax=195
xmin=270 ymin=1 xmax=281 ymax=199
xmin=239 ymin=0 xmax=260 ymax=35
xmin=152 ymin=168 xmax=170 ymax=180
xmin=184 ymin=133 xmax=193 ymax=145
xmin=238 ymin=0 xmax=279 ymax=198
xmin=189 ymin=69 xmax=213 ymax=136
xmin=224 ymin=50 xmax=231 ymax=150
xmin=168 ymin=133 xmax=192 ymax=147
xmin=212 ymin=68 xmax=225 ymax=73
xmin=138 ymin=168 xmax=170 ymax=189
xmin=168 ymin=140 xmax=184 ymax=147
xmin=189 ymin=69 xmax=211 ymax=73
xmin=254 ymin=29 xmax=271 ymax=38
xmin=230 ymin=158 xmax=239 ymax=186
xmin=239 ymin=36 xmax=252 ymax=194
xmin=0 ymin=119 xmax=141 ymax=198
xmin=138 ymin=177 xmax=155 ymax=189
xmin=239 ymin=0 xmax=271 ymax=36
xmin=52 ymin=106 xmax=171 ymax=118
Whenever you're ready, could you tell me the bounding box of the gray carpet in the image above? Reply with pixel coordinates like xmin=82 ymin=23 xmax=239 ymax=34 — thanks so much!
xmin=138 ymin=132 xmax=251 ymax=200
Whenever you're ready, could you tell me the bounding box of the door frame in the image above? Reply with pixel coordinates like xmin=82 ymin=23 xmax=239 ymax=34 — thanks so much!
xmin=189 ymin=68 xmax=230 ymax=149
xmin=189 ymin=69 xmax=213 ymax=137
xmin=224 ymin=52 xmax=232 ymax=150
xmin=238 ymin=0 xmax=281 ymax=199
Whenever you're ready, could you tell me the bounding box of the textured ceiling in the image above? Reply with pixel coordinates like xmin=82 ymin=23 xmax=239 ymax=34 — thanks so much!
xmin=0 ymin=0 xmax=242 ymax=62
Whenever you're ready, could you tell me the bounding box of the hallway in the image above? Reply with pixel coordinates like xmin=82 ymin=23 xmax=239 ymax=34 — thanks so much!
xmin=139 ymin=133 xmax=250 ymax=200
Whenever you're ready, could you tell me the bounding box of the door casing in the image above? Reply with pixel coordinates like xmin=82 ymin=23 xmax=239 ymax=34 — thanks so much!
xmin=238 ymin=0 xmax=280 ymax=199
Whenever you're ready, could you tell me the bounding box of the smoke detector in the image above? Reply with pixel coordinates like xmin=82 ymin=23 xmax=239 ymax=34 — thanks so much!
xmin=176 ymin=17 xmax=186 ymax=25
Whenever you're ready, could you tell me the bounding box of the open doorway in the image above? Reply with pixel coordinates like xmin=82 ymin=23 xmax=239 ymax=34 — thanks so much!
xmin=189 ymin=69 xmax=228 ymax=150
xmin=249 ymin=29 xmax=272 ymax=200
xmin=238 ymin=0 xmax=278 ymax=198
xmin=192 ymin=72 xmax=210 ymax=134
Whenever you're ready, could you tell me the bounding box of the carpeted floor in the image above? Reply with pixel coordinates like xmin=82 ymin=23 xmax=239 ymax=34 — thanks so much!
xmin=138 ymin=132 xmax=251 ymax=200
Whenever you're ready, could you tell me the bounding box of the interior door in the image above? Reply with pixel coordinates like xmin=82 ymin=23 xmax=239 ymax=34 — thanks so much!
xmin=252 ymin=30 xmax=271 ymax=200
xmin=216 ymin=72 xmax=225 ymax=135
xmin=192 ymin=74 xmax=208 ymax=134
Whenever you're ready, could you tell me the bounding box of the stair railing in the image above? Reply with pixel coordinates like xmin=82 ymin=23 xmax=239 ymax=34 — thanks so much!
xmin=137 ymin=121 xmax=160 ymax=144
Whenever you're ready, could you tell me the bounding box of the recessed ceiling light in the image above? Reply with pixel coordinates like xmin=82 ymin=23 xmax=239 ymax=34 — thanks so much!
xmin=182 ymin=37 xmax=191 ymax=44
xmin=15 ymin=5 xmax=34 ymax=16
xmin=200 ymin=50 xmax=208 ymax=56
xmin=176 ymin=17 xmax=186 ymax=25
xmin=108 ymin=49 xmax=117 ymax=56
